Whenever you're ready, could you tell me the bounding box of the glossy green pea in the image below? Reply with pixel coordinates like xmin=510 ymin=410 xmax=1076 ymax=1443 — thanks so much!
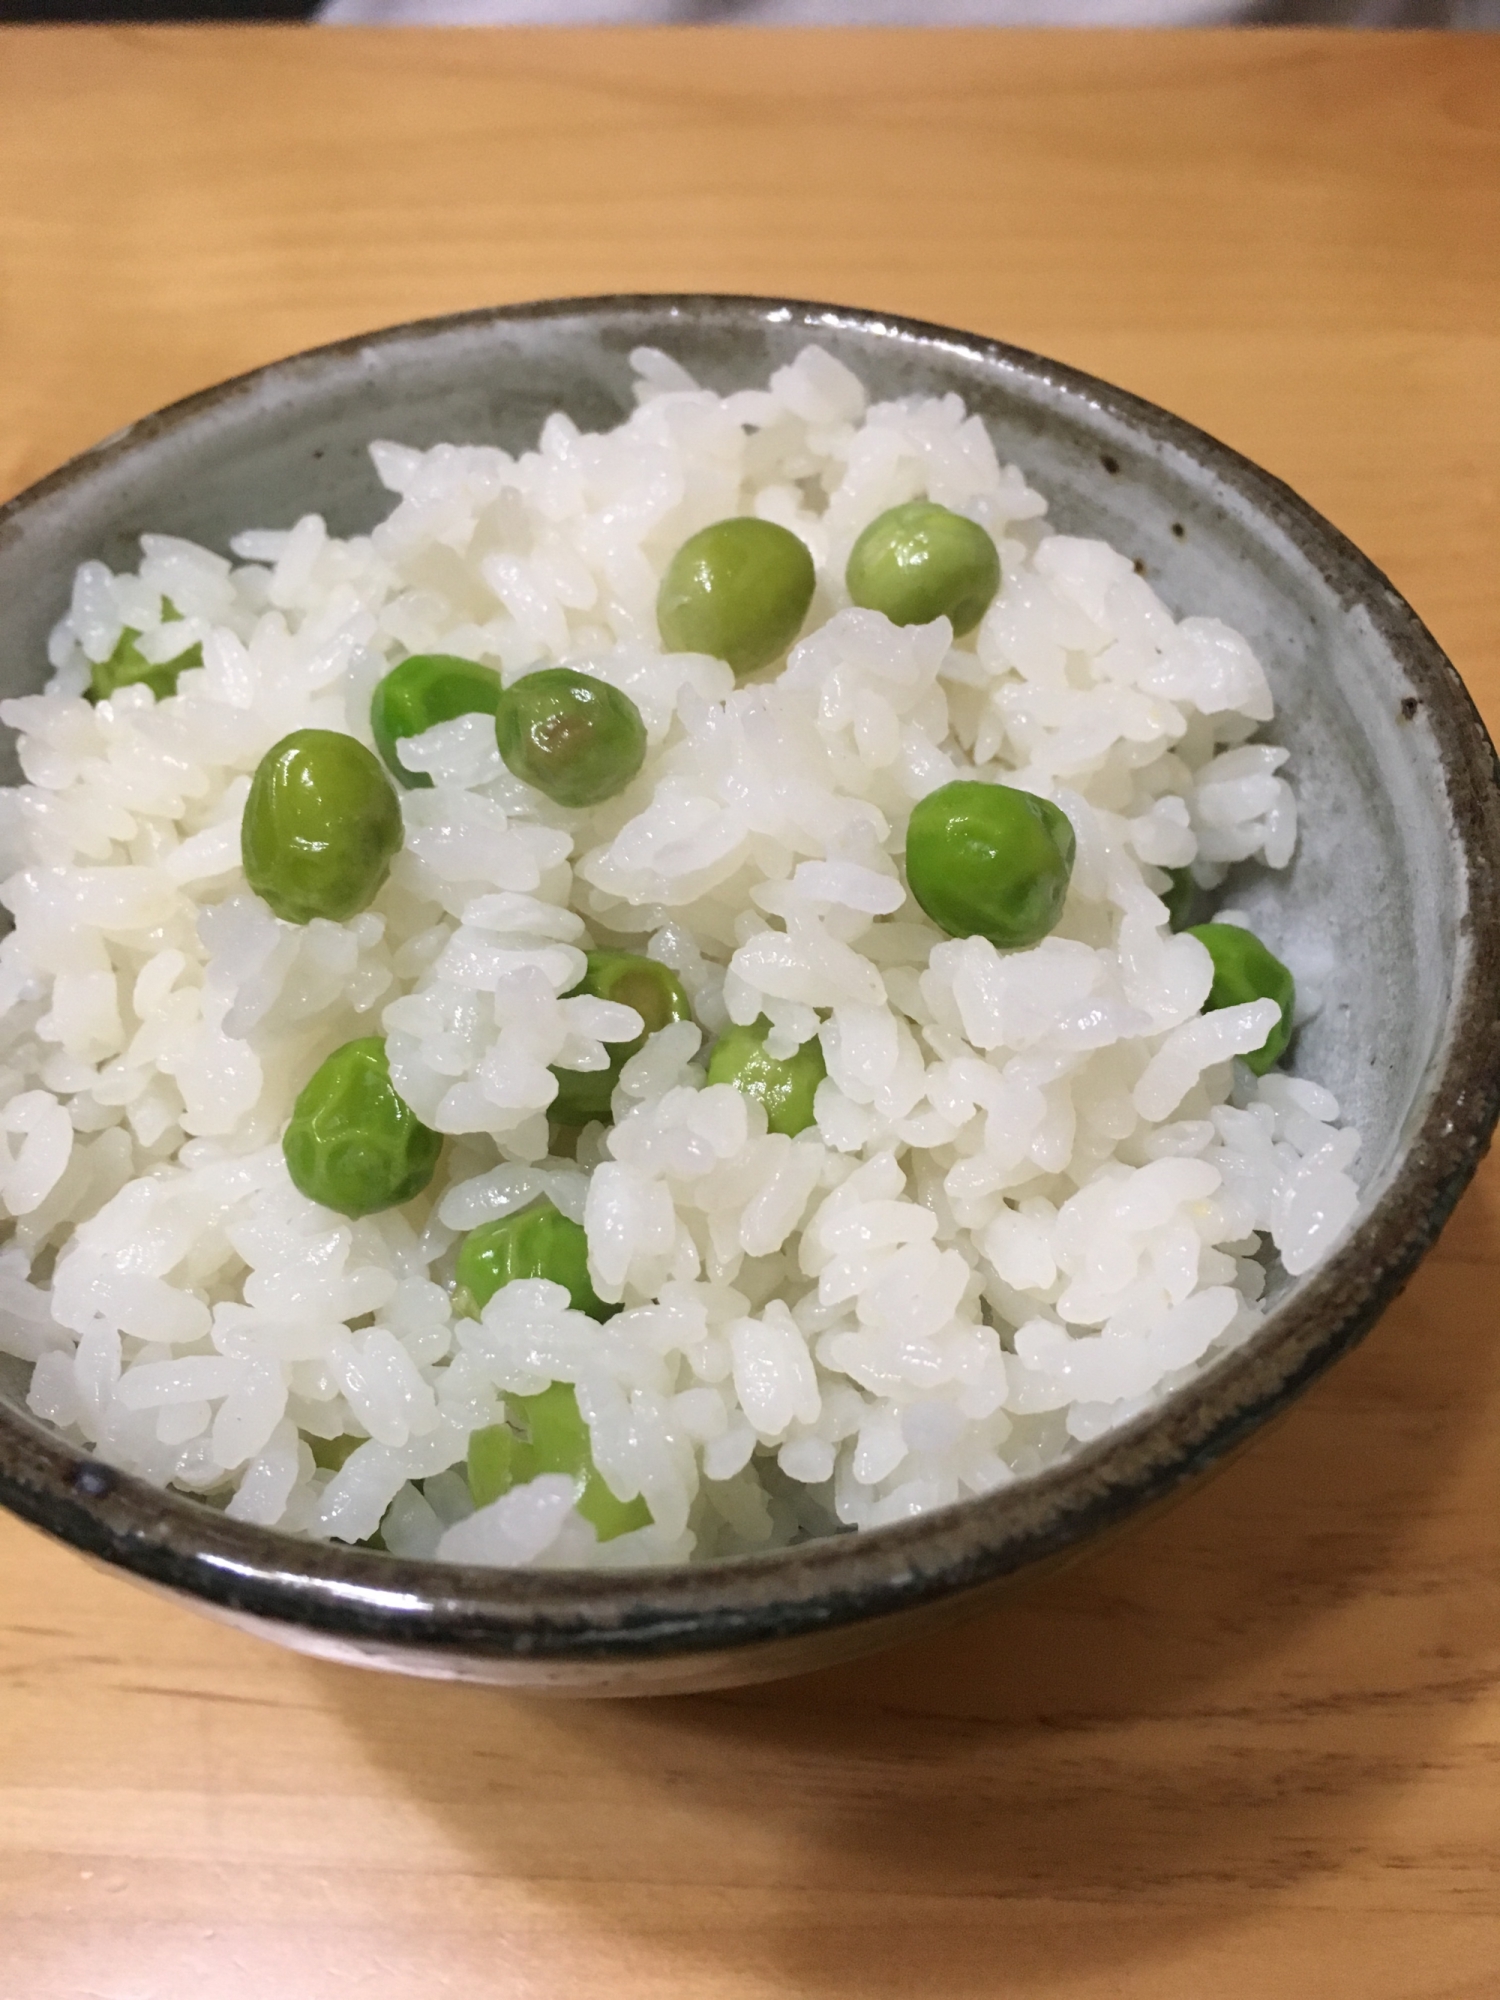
xmin=370 ymin=652 xmax=503 ymax=789
xmin=283 ymin=1036 xmax=442 ymax=1219
xmin=467 ymin=1384 xmax=651 ymax=1541
xmin=904 ymin=779 xmax=1075 ymax=951
xmin=494 ymin=667 xmax=647 ymax=808
xmin=550 ymin=951 xmax=693 ymax=1128
xmin=845 ymin=500 xmax=1001 ymax=637
xmin=706 ymin=1018 xmax=826 ymax=1137
xmin=657 ymin=517 xmax=817 ymax=678
xmin=453 ymin=1197 xmax=617 ymax=1322
xmin=1186 ymin=922 xmax=1296 ymax=1075
xmin=242 ymin=728 xmax=403 ymax=925
xmin=89 ymin=601 xmax=202 ymax=704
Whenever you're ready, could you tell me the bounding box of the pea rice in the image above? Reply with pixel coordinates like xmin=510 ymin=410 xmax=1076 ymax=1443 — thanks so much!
xmin=0 ymin=344 xmax=1360 ymax=1567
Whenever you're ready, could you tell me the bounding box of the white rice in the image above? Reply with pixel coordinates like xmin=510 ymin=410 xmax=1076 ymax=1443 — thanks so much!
xmin=0 ymin=345 xmax=1360 ymax=1567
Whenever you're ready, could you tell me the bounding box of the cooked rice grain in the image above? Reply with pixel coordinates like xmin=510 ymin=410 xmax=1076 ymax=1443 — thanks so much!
xmin=0 ymin=347 xmax=1358 ymax=1565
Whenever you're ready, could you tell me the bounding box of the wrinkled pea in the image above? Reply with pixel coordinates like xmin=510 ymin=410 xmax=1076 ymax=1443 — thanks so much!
xmin=453 ymin=1197 xmax=617 ymax=1322
xmin=656 ymin=517 xmax=817 ymax=678
xmin=706 ymin=1018 xmax=826 ymax=1137
xmin=845 ymin=500 xmax=1000 ymax=636
xmin=1187 ymin=922 xmax=1296 ymax=1074
xmin=370 ymin=652 xmax=503 ymax=788
xmin=905 ymin=779 xmax=1075 ymax=951
xmin=550 ymin=951 xmax=692 ymax=1128
xmin=283 ymin=1035 xmax=442 ymax=1219
xmin=494 ymin=666 xmax=647 ymax=808
xmin=467 ymin=1383 xmax=651 ymax=1541
xmin=242 ymin=728 xmax=403 ymax=925
xmin=89 ymin=601 xmax=202 ymax=704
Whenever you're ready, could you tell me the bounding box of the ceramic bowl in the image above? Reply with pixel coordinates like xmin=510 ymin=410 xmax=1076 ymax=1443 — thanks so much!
xmin=1 ymin=296 xmax=1497 ymax=1696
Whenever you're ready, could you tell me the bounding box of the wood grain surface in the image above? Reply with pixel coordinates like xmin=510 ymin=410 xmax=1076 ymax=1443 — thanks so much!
xmin=2 ymin=25 xmax=1499 ymax=1998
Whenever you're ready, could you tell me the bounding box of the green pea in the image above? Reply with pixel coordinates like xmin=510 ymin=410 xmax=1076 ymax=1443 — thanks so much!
xmin=520 ymin=1383 xmax=650 ymax=1540
xmin=706 ymin=1018 xmax=826 ymax=1137
xmin=283 ymin=1035 xmax=442 ymax=1219
xmin=370 ymin=652 xmax=503 ymax=789
xmin=845 ymin=500 xmax=1001 ymax=637
xmin=242 ymin=728 xmax=403 ymax=925
xmin=1187 ymin=923 xmax=1295 ymax=1075
xmin=466 ymin=1384 xmax=650 ymax=1541
xmin=89 ymin=601 xmax=202 ymax=704
xmin=550 ymin=951 xmax=693 ymax=1127
xmin=467 ymin=1421 xmax=524 ymax=1510
xmin=657 ymin=517 xmax=817 ymax=679
xmin=494 ymin=667 xmax=647 ymax=808
xmin=309 ymin=1433 xmax=364 ymax=1473
xmin=1163 ymin=865 xmax=1196 ymax=931
xmin=453 ymin=1197 xmax=617 ymax=1322
xmin=904 ymin=779 xmax=1075 ymax=951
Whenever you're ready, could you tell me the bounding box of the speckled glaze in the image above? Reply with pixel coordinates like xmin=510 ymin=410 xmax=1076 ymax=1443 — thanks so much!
xmin=1 ymin=296 xmax=1497 ymax=1696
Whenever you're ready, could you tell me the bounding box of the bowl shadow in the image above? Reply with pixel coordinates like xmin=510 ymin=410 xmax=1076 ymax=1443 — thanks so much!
xmin=309 ymin=1180 xmax=1500 ymax=1992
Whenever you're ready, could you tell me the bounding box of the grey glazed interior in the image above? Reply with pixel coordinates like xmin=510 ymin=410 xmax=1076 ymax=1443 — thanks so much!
xmin=1 ymin=294 xmax=1493 ymax=1691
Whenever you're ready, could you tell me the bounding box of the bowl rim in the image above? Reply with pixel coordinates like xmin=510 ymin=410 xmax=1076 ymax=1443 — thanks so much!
xmin=2 ymin=290 xmax=1498 ymax=1666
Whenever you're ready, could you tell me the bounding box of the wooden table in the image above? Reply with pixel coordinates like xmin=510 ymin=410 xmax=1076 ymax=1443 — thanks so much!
xmin=2 ymin=25 xmax=1498 ymax=1997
